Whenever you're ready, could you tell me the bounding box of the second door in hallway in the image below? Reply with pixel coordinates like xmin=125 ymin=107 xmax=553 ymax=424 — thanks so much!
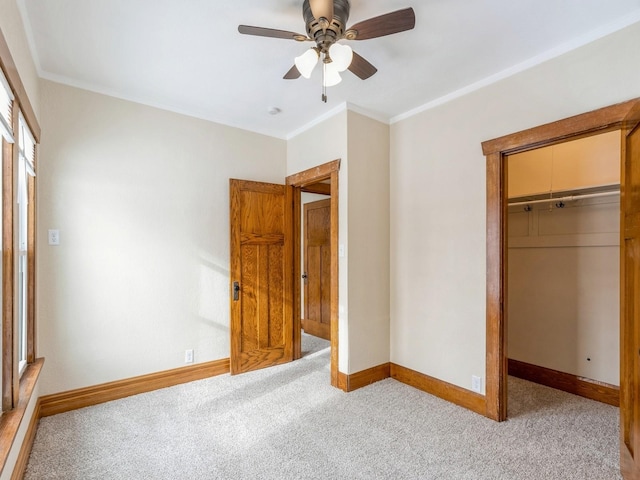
xmin=303 ymin=199 xmax=331 ymax=340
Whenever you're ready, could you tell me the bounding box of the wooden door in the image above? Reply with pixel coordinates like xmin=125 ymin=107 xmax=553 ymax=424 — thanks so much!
xmin=229 ymin=179 xmax=293 ymax=375
xmin=621 ymin=122 xmax=640 ymax=479
xmin=302 ymin=199 xmax=331 ymax=340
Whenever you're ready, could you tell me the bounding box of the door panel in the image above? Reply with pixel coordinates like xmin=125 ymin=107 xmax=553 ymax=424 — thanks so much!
xmin=621 ymin=123 xmax=640 ymax=479
xmin=230 ymin=179 xmax=293 ymax=375
xmin=303 ymin=199 xmax=331 ymax=340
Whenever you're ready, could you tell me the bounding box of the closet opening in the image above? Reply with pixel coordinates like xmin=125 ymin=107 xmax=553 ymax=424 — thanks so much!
xmin=506 ymin=130 xmax=620 ymax=408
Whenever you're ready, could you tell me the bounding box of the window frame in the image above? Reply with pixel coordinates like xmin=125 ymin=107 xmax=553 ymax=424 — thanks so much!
xmin=0 ymin=26 xmax=40 ymax=412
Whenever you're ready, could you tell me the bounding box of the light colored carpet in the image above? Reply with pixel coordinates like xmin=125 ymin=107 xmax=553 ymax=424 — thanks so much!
xmin=26 ymin=335 xmax=621 ymax=479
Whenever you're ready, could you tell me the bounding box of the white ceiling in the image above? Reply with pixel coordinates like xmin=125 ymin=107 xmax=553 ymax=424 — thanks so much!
xmin=17 ymin=0 xmax=640 ymax=139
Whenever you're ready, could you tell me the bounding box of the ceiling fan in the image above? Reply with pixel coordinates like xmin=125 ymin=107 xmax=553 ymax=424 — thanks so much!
xmin=238 ymin=0 xmax=416 ymax=102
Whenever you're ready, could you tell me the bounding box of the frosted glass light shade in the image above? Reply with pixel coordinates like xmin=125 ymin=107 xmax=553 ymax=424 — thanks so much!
xmin=323 ymin=62 xmax=342 ymax=87
xmin=295 ymin=49 xmax=319 ymax=78
xmin=329 ymin=43 xmax=353 ymax=72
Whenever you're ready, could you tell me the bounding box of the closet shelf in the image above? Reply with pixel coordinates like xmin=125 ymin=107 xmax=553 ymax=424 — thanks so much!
xmin=508 ymin=184 xmax=620 ymax=207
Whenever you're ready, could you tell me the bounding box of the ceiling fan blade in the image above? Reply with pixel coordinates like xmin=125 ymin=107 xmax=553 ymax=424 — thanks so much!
xmin=309 ymin=0 xmax=334 ymax=20
xmin=348 ymin=51 xmax=377 ymax=80
xmin=347 ymin=8 xmax=416 ymax=40
xmin=284 ymin=65 xmax=302 ymax=80
xmin=238 ymin=25 xmax=308 ymax=41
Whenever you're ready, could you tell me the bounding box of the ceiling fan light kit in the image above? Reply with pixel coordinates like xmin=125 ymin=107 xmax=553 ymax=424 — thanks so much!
xmin=295 ymin=48 xmax=320 ymax=78
xmin=322 ymin=62 xmax=342 ymax=87
xmin=329 ymin=43 xmax=353 ymax=72
xmin=238 ymin=0 xmax=416 ymax=102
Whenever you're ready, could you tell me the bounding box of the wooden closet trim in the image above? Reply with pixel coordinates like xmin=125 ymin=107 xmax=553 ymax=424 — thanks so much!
xmin=481 ymin=98 xmax=640 ymax=421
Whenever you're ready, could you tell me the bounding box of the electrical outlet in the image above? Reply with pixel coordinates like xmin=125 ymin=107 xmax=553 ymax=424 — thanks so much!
xmin=185 ymin=349 xmax=194 ymax=364
xmin=48 ymin=229 xmax=60 ymax=246
xmin=471 ymin=375 xmax=482 ymax=393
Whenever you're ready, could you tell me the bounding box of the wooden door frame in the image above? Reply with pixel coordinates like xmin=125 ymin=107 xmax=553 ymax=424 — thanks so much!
xmin=286 ymin=159 xmax=341 ymax=388
xmin=481 ymin=98 xmax=640 ymax=422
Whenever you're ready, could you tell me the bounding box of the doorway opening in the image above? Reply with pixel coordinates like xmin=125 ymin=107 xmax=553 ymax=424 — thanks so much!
xmin=286 ymin=159 xmax=340 ymax=388
xmin=481 ymin=98 xmax=640 ymax=422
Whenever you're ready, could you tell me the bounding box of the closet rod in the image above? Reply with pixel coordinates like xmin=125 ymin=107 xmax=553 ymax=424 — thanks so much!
xmin=508 ymin=190 xmax=620 ymax=207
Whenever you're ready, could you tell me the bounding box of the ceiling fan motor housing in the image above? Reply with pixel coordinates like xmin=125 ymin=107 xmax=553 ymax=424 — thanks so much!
xmin=302 ymin=0 xmax=351 ymax=54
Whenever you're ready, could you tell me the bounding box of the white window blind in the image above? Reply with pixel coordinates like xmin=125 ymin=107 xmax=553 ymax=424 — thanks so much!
xmin=0 ymin=69 xmax=13 ymax=143
xmin=18 ymin=113 xmax=35 ymax=177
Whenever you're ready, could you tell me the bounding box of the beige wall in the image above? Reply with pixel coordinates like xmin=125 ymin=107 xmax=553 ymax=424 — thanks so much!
xmin=346 ymin=111 xmax=390 ymax=373
xmin=390 ymin=21 xmax=640 ymax=394
xmin=37 ymin=80 xmax=286 ymax=395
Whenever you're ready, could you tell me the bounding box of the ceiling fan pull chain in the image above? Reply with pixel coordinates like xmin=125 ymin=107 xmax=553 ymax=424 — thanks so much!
xmin=322 ymin=62 xmax=328 ymax=102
